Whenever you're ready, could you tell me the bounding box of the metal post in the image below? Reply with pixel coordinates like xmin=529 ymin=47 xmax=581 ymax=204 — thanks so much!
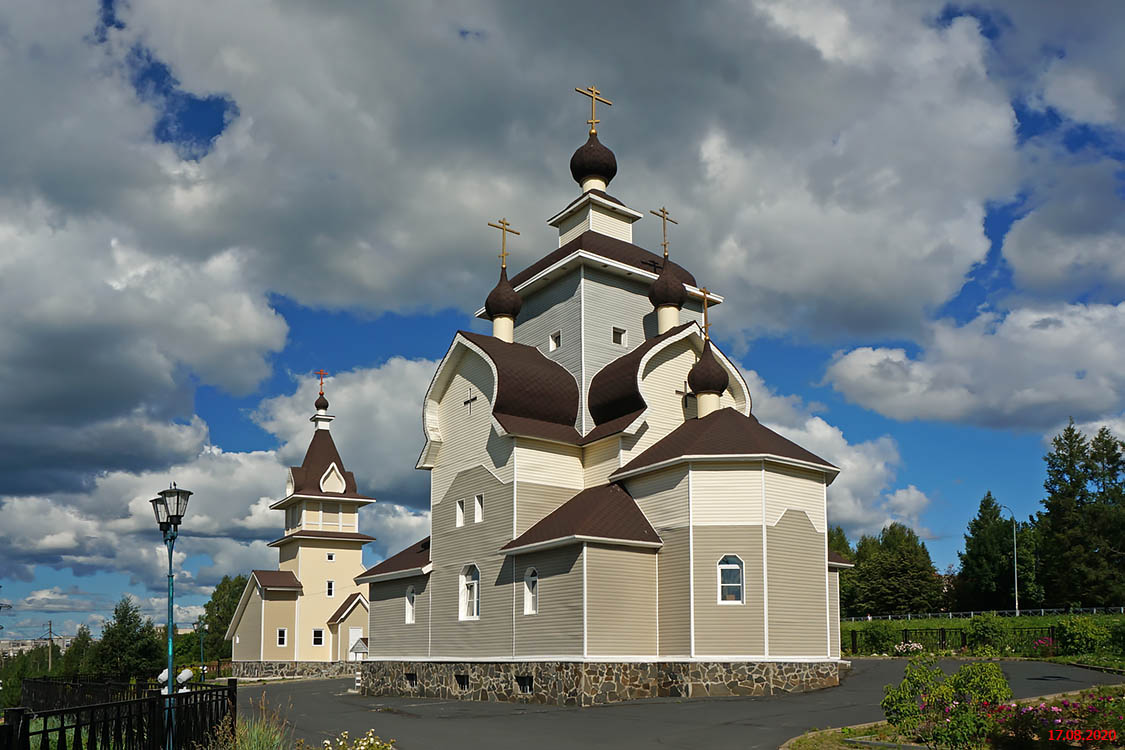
xmin=1000 ymin=505 xmax=1020 ymax=617
xmin=164 ymin=526 xmax=177 ymax=750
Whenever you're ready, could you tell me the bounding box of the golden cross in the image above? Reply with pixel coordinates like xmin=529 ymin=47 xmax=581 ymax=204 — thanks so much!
xmin=575 ymin=85 xmax=612 ymax=135
xmin=315 ymin=369 xmax=328 ymax=395
xmin=699 ymin=287 xmax=712 ymax=340
xmin=649 ymin=207 xmax=679 ymax=260
xmin=487 ymin=218 xmax=520 ymax=269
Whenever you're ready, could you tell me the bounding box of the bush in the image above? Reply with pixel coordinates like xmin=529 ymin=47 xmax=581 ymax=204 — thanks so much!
xmin=1055 ymin=615 xmax=1111 ymax=656
xmin=946 ymin=661 xmax=1012 ymax=705
xmin=302 ymin=729 xmax=396 ymax=750
xmin=881 ymin=653 xmax=944 ymax=733
xmin=966 ymin=613 xmax=1007 ymax=653
xmin=863 ymin=620 xmax=900 ymax=654
xmin=1109 ymin=621 xmax=1125 ymax=656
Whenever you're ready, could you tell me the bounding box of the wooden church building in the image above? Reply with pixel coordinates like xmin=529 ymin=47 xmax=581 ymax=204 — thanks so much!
xmin=354 ymin=88 xmax=852 ymax=705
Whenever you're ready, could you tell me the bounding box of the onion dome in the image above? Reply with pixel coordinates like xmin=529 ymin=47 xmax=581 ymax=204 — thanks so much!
xmin=315 ymin=393 xmax=329 ymax=411
xmin=485 ymin=267 xmax=523 ymax=320
xmin=569 ymin=133 xmax=618 ymax=187
xmin=688 ymin=340 xmax=729 ymax=396
xmin=648 ymin=262 xmax=687 ymax=309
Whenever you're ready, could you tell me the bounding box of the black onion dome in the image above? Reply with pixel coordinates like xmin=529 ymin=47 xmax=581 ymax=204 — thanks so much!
xmin=485 ymin=267 xmax=523 ymax=320
xmin=315 ymin=393 xmax=329 ymax=411
xmin=569 ymin=133 xmax=618 ymax=186
xmin=688 ymin=340 xmax=729 ymax=396
xmin=648 ymin=262 xmax=687 ymax=309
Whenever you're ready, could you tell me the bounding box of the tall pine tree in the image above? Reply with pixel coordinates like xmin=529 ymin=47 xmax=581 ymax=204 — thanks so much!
xmin=957 ymin=492 xmax=1013 ymax=611
xmin=1039 ymin=419 xmax=1095 ymax=607
xmin=852 ymin=523 xmax=942 ymax=615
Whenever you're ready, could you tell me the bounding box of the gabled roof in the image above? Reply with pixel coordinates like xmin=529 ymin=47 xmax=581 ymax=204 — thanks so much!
xmin=828 ymin=551 xmax=855 ymax=569
xmin=587 ymin=323 xmax=694 ymax=426
xmin=326 ymin=592 xmax=368 ymax=625
xmin=500 ymin=483 xmax=662 ymax=554
xmin=355 ymin=537 xmax=432 ymax=584
xmin=509 ymin=231 xmax=697 ymax=289
xmin=350 ymin=637 xmax=369 ymax=653
xmin=284 ymin=429 xmax=374 ymax=503
xmin=611 ymin=407 xmax=838 ymax=480
xmin=251 ymin=569 xmax=302 ymax=590
xmin=268 ymin=530 xmax=375 ymax=547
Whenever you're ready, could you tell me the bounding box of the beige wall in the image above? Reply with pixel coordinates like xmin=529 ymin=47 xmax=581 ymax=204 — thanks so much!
xmin=232 ymin=584 xmax=263 ymax=661
xmin=767 ymin=509 xmax=828 ymax=658
xmin=829 ymin=570 xmax=840 ymax=659
xmin=691 ymin=463 xmax=764 ymax=526
xmin=333 ymin=601 xmax=369 ymax=661
xmin=657 ymin=527 xmax=690 ymax=657
xmin=586 ymin=545 xmax=658 ymax=657
xmin=368 ymin=575 xmax=430 ymax=658
xmin=692 ymin=526 xmax=765 ymax=657
xmin=515 ymin=439 xmax=582 ymax=491
xmin=282 ymin=538 xmax=367 ymax=662
xmin=765 ymin=464 xmax=827 ymax=533
xmin=582 ymin=436 xmax=620 ymax=487
xmin=513 ymin=546 xmax=583 ymax=657
xmin=626 ymin=466 xmax=688 ymax=530
xmin=514 ymin=481 xmax=575 ymax=538
xmin=260 ymin=592 xmax=298 ymax=661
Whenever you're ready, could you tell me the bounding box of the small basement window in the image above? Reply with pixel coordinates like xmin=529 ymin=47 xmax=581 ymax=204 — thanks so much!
xmin=516 ymin=675 xmax=533 ymax=694
xmin=455 ymin=674 xmax=470 ymax=691
xmin=405 ymin=672 xmax=418 ymax=687
xmin=549 ymin=331 xmax=561 ymax=351
xmin=612 ymin=327 xmax=627 ymax=346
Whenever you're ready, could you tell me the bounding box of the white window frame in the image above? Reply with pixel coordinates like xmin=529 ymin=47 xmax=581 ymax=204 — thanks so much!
xmin=456 ymin=499 xmax=465 ymax=527
xmin=276 ymin=628 xmax=287 ymax=647
xmin=474 ymin=494 xmax=483 ymax=523
xmin=549 ymin=330 xmax=561 ymax=351
xmin=459 ymin=564 xmax=480 ymax=621
xmin=717 ymin=555 xmax=745 ymax=605
xmin=612 ymin=327 xmax=627 ymax=346
xmin=327 ymin=552 xmax=335 ymax=562
xmin=523 ymin=567 xmax=538 ymax=615
xmin=326 ymin=579 xmax=335 ymax=598
xmin=405 ymin=585 xmax=416 ymax=625
xmin=312 ymin=628 xmax=324 ymax=647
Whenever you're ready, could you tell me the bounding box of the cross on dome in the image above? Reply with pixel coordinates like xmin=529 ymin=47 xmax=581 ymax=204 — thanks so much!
xmin=487 ymin=218 xmax=520 ymax=270
xmin=575 ymin=85 xmax=612 ymax=135
xmin=315 ymin=369 xmax=329 ymax=396
xmin=700 ymin=287 xmax=712 ymax=340
xmin=649 ymin=207 xmax=679 ymax=260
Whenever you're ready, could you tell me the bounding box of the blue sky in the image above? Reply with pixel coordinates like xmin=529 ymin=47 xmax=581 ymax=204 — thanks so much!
xmin=1 ymin=0 xmax=1124 ymax=638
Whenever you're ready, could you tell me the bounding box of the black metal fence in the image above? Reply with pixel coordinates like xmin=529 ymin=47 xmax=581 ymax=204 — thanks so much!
xmin=19 ymin=677 xmax=216 ymax=713
xmin=0 ymin=678 xmax=236 ymax=750
xmin=842 ymin=606 xmax=1125 ymax=622
xmin=845 ymin=626 xmax=1057 ymax=655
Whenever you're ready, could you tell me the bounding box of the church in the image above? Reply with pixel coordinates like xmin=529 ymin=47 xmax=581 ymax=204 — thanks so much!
xmin=353 ymin=87 xmax=852 ymax=705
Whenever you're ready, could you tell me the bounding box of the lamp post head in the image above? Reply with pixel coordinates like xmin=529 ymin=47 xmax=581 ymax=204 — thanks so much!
xmin=158 ymin=484 xmax=192 ymax=527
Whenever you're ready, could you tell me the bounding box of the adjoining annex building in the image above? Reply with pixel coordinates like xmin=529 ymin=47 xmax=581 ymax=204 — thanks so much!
xmin=353 ymin=88 xmax=853 ymax=705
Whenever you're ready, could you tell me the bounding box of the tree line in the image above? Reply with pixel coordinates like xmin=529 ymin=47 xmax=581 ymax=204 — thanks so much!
xmin=0 ymin=574 xmax=246 ymax=707
xmin=830 ymin=420 xmax=1125 ymax=617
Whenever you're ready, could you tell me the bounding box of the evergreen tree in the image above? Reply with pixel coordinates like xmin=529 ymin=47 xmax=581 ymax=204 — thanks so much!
xmin=956 ymin=492 xmax=1013 ymax=611
xmin=90 ymin=597 xmax=164 ymax=678
xmin=60 ymin=625 xmax=95 ymax=676
xmin=1015 ymin=521 xmax=1045 ymax=608
xmin=852 ymin=523 xmax=942 ymax=615
xmin=1038 ymin=419 xmax=1092 ymax=606
xmin=1083 ymin=427 xmax=1125 ymax=602
xmin=202 ymin=574 xmax=246 ymax=660
xmin=827 ymin=526 xmax=858 ymax=616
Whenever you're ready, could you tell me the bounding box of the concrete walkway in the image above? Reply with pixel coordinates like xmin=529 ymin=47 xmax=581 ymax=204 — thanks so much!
xmin=239 ymin=659 xmax=1124 ymax=750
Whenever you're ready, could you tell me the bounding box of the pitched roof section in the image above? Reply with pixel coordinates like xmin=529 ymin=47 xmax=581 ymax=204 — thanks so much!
xmin=326 ymin=592 xmax=367 ymax=625
xmin=251 ymin=570 xmax=302 ymax=590
xmin=288 ymin=430 xmax=373 ymax=500
xmin=500 ymin=483 xmax=662 ymax=553
xmin=587 ymin=322 xmax=694 ymax=426
xmin=268 ymin=530 xmax=375 ymax=547
xmin=458 ymin=331 xmax=579 ymax=429
xmin=828 ymin=551 xmax=855 ymax=568
xmin=612 ymin=407 xmax=838 ymax=479
xmin=509 ymin=231 xmax=697 ymax=289
xmin=356 ymin=537 xmax=431 ymax=581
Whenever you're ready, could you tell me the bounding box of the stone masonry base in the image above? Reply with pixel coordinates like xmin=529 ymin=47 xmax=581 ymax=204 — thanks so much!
xmin=233 ymin=661 xmax=360 ymax=679
xmin=359 ymin=660 xmax=840 ymax=706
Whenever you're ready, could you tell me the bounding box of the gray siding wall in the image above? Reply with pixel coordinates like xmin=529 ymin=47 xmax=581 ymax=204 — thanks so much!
xmin=368 ymin=575 xmax=429 ymax=658
xmin=511 ymin=269 xmax=583 ymax=428
xmin=515 ymin=481 xmax=577 ymax=538
xmin=626 ymin=466 xmax=689 ymax=532
xmin=767 ymin=509 xmax=829 ymax=657
xmin=430 ymin=465 xmax=515 ymax=658
xmin=586 ymin=545 xmax=658 ymax=657
xmin=692 ymin=526 xmax=765 ymax=657
xmin=829 ymin=570 xmax=840 ymax=658
xmin=512 ymin=546 xmax=583 ymax=657
xmin=657 ymin=527 xmax=690 ymax=657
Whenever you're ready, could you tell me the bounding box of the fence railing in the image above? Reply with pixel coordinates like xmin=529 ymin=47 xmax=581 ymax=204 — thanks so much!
xmin=19 ymin=677 xmax=216 ymax=713
xmin=0 ymin=678 xmax=236 ymax=750
xmin=842 ymin=606 xmax=1125 ymax=622
xmin=845 ymin=626 xmax=1057 ymax=655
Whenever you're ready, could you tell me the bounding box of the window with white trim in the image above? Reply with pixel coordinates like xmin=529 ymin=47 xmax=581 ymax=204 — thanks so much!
xmin=523 ymin=568 xmax=538 ymax=615
xmin=474 ymin=494 xmax=483 ymax=523
xmin=276 ymin=628 xmax=287 ymax=647
xmin=612 ymin=327 xmax=627 ymax=346
xmin=327 ymin=552 xmax=335 ymax=562
xmin=549 ymin=331 xmax=561 ymax=351
xmin=456 ymin=499 xmax=465 ymax=527
xmin=405 ymin=585 xmax=416 ymax=624
xmin=326 ymin=580 xmax=335 ymax=598
xmin=312 ymin=629 xmax=324 ymax=647
xmin=459 ymin=564 xmax=480 ymax=620
xmin=718 ymin=555 xmax=744 ymax=604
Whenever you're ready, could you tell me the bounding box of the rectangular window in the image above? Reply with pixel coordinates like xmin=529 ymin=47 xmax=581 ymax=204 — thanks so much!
xmin=327 ymin=552 xmax=335 ymax=562
xmin=516 ymin=675 xmax=533 ymax=694
xmin=456 ymin=499 xmax=465 ymax=527
xmin=276 ymin=628 xmax=287 ymax=647
xmin=549 ymin=331 xmax=561 ymax=351
xmin=312 ymin=629 xmax=324 ymax=647
xmin=327 ymin=580 xmax=335 ymax=598
xmin=405 ymin=672 xmax=418 ymax=687
xmin=455 ymin=674 xmax=469 ymax=691
xmin=612 ymin=327 xmax=627 ymax=346
xmin=474 ymin=494 xmax=483 ymax=523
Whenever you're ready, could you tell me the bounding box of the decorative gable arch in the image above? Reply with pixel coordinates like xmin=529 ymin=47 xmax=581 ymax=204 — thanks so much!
xmin=320 ymin=462 xmax=346 ymax=494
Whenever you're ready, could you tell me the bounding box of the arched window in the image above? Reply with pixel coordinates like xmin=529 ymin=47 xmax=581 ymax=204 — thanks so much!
xmin=459 ymin=565 xmax=480 ymax=620
xmin=405 ymin=585 xmax=416 ymax=624
xmin=523 ymin=568 xmax=538 ymax=615
xmin=718 ymin=555 xmax=744 ymax=604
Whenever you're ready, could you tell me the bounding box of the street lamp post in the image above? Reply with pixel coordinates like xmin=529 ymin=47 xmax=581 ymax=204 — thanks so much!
xmin=999 ymin=504 xmax=1020 ymax=617
xmin=151 ymin=484 xmax=192 ymax=750
xmin=193 ymin=618 xmax=207 ymax=677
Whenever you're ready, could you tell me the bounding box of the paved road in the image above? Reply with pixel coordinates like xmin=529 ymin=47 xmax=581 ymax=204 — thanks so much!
xmin=239 ymin=660 xmax=1123 ymax=750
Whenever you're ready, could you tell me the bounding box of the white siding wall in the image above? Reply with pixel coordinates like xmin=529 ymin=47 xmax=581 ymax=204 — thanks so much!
xmin=589 ymin=206 xmax=633 ymax=243
xmin=765 ymin=464 xmax=827 ymax=533
xmin=582 ymin=436 xmax=621 ymax=486
xmin=514 ymin=440 xmax=583 ymax=490
xmin=692 ymin=464 xmax=764 ymax=526
xmin=511 ymin=269 xmax=583 ymax=428
xmin=829 ymin=570 xmax=840 ymax=659
xmin=626 ymin=466 xmax=689 ymax=530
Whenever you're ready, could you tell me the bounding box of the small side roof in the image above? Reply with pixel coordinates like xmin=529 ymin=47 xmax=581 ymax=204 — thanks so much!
xmin=828 ymin=551 xmax=855 ymax=569
xmin=500 ymin=483 xmax=662 ymax=555
xmin=326 ymin=592 xmax=368 ymax=625
xmin=268 ymin=530 xmax=375 ymax=547
xmin=355 ymin=537 xmax=432 ymax=584
xmin=251 ymin=569 xmax=302 ymax=590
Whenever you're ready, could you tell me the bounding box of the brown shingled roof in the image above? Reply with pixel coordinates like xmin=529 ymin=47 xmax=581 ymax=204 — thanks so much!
xmin=289 ymin=430 xmax=372 ymax=500
xmin=500 ymin=483 xmax=661 ymax=552
xmin=612 ymin=407 xmax=837 ymax=478
xmin=587 ymin=323 xmax=694 ymax=426
xmin=251 ymin=570 xmax=302 ymax=590
xmin=459 ymin=331 xmax=579 ymax=429
xmin=828 ymin=550 xmax=854 ymax=567
xmin=356 ymin=537 xmax=431 ymax=580
xmin=509 ymin=231 xmax=697 ymax=289
xmin=326 ymin=592 xmax=367 ymax=625
xmin=268 ymin=530 xmax=375 ymax=547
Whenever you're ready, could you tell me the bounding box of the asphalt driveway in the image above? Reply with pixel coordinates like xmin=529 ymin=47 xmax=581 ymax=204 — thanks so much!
xmin=239 ymin=659 xmax=1124 ymax=750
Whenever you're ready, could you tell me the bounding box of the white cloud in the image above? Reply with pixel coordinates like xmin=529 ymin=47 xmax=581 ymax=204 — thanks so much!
xmin=1036 ymin=60 xmax=1118 ymax=125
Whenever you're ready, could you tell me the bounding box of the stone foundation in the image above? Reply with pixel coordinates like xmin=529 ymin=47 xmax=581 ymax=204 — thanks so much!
xmin=233 ymin=661 xmax=360 ymax=679
xmin=359 ymin=660 xmax=839 ymax=706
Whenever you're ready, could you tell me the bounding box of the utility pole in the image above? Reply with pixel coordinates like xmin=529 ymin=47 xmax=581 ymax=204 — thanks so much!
xmin=47 ymin=620 xmax=53 ymax=671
